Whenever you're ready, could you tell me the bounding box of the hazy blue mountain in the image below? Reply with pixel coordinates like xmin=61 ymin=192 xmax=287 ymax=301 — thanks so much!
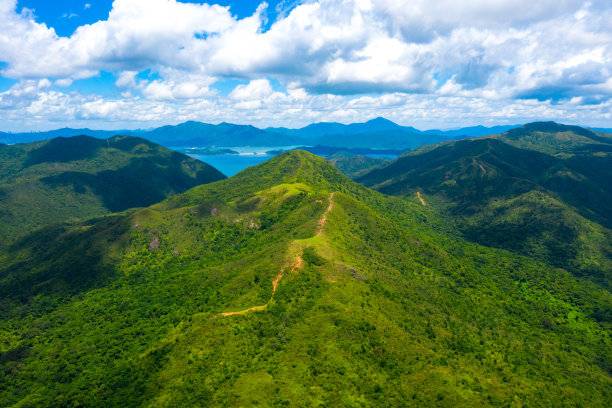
xmin=0 ymin=128 xmax=138 ymax=144
xmin=142 ymin=121 xmax=300 ymax=147
xmin=424 ymin=124 xmax=520 ymax=137
xmin=267 ymin=117 xmax=418 ymax=139
xmin=0 ymin=123 xmax=298 ymax=147
xmin=6 ymin=119 xmax=604 ymax=151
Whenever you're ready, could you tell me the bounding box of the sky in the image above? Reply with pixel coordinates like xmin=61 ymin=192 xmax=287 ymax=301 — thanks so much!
xmin=0 ymin=0 xmax=611 ymax=132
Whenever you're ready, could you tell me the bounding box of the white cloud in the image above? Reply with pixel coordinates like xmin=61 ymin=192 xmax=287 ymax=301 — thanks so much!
xmin=229 ymin=79 xmax=274 ymax=100
xmin=0 ymin=0 xmax=610 ymax=129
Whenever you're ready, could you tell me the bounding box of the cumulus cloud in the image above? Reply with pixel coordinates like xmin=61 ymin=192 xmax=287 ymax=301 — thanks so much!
xmin=0 ymin=0 xmax=610 ymax=129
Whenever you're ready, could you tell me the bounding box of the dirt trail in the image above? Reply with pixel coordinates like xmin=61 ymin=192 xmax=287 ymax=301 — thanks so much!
xmin=219 ymin=194 xmax=334 ymax=317
xmin=218 ymin=250 xmax=303 ymax=317
xmin=473 ymin=158 xmax=487 ymax=175
xmin=417 ymin=191 xmax=426 ymax=206
xmin=316 ymin=193 xmax=335 ymax=235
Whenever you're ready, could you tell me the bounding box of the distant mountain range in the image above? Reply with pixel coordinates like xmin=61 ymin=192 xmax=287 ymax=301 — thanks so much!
xmin=0 ymin=118 xmax=524 ymax=149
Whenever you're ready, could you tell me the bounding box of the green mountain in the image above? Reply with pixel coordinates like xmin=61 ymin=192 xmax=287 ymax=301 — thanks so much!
xmin=357 ymin=125 xmax=612 ymax=287
xmin=493 ymin=121 xmax=612 ymax=156
xmin=0 ymin=135 xmax=225 ymax=245
xmin=1 ymin=150 xmax=610 ymax=407
xmin=327 ymin=151 xmax=391 ymax=178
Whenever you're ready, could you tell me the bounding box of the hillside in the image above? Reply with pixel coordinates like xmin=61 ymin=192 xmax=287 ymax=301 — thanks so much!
xmin=357 ymin=127 xmax=612 ymax=286
xmin=0 ymin=150 xmax=610 ymax=407
xmin=0 ymin=135 xmax=225 ymax=245
xmin=327 ymin=151 xmax=391 ymax=178
xmin=493 ymin=121 xmax=612 ymax=156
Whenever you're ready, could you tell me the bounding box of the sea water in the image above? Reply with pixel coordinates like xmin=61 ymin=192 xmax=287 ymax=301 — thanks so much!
xmin=186 ymin=146 xmax=399 ymax=177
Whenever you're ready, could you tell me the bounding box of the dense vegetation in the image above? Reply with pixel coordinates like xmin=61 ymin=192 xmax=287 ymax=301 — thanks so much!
xmin=0 ymin=135 xmax=225 ymax=245
xmin=358 ymin=123 xmax=612 ymax=288
xmin=1 ymin=150 xmax=610 ymax=407
xmin=327 ymin=151 xmax=391 ymax=178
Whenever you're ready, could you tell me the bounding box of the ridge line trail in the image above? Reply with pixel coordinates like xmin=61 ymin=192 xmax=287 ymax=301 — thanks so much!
xmin=317 ymin=193 xmax=335 ymax=235
xmin=218 ymin=193 xmax=334 ymax=317
xmin=417 ymin=191 xmax=426 ymax=206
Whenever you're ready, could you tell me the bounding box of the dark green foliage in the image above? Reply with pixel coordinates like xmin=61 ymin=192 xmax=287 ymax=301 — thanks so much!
xmin=327 ymin=151 xmax=390 ymax=179
xmin=358 ymin=123 xmax=612 ymax=287
xmin=0 ymin=150 xmax=610 ymax=407
xmin=0 ymin=135 xmax=225 ymax=246
xmin=494 ymin=121 xmax=612 ymax=155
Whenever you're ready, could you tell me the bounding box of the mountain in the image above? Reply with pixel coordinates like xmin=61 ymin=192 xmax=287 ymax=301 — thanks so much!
xmin=0 ymin=128 xmax=136 ymax=144
xmin=327 ymin=150 xmax=391 ymax=178
xmin=0 ymin=122 xmax=299 ymax=147
xmin=357 ymin=124 xmax=612 ymax=287
xmin=1 ymin=150 xmax=610 ymax=407
xmin=590 ymin=127 xmax=612 ymax=133
xmin=268 ymin=117 xmax=453 ymax=149
xmin=267 ymin=118 xmax=521 ymax=149
xmin=312 ymin=129 xmax=454 ymax=149
xmin=424 ymin=124 xmax=520 ymax=137
xmin=492 ymin=121 xmax=612 ymax=156
xmin=0 ymin=135 xmax=225 ymax=245
xmin=267 ymin=117 xmax=407 ymax=139
xmin=2 ymin=119 xmax=524 ymax=149
xmin=142 ymin=121 xmax=301 ymax=147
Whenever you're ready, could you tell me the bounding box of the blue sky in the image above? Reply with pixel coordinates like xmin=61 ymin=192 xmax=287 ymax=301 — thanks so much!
xmin=16 ymin=1 xmax=294 ymax=36
xmin=0 ymin=0 xmax=611 ymax=131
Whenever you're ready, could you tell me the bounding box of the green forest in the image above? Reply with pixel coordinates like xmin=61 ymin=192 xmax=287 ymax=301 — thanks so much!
xmin=1 ymin=124 xmax=611 ymax=407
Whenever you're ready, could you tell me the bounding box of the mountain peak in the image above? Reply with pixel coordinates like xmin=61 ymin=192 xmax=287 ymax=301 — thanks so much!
xmin=366 ymin=116 xmax=393 ymax=124
xmin=363 ymin=116 xmax=401 ymax=129
xmin=517 ymin=121 xmax=596 ymax=137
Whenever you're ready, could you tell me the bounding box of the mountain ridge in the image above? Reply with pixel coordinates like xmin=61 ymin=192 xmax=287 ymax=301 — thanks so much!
xmin=1 ymin=149 xmax=611 ymax=406
xmin=1 ymin=118 xmax=525 ymax=149
xmin=357 ymin=123 xmax=612 ymax=287
xmin=0 ymin=135 xmax=225 ymax=246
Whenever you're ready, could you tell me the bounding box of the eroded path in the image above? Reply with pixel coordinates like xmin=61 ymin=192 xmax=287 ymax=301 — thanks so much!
xmin=219 ymin=193 xmax=333 ymax=317
xmin=316 ymin=193 xmax=335 ymax=235
xmin=417 ymin=191 xmax=426 ymax=206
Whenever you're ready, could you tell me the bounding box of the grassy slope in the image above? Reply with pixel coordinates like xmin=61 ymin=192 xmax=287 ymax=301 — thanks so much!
xmin=0 ymin=151 xmax=610 ymax=407
xmin=0 ymin=135 xmax=226 ymax=245
xmin=357 ymin=133 xmax=612 ymax=286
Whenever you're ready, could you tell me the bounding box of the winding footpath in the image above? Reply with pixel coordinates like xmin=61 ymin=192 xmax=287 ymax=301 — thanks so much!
xmin=218 ymin=193 xmax=334 ymax=317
